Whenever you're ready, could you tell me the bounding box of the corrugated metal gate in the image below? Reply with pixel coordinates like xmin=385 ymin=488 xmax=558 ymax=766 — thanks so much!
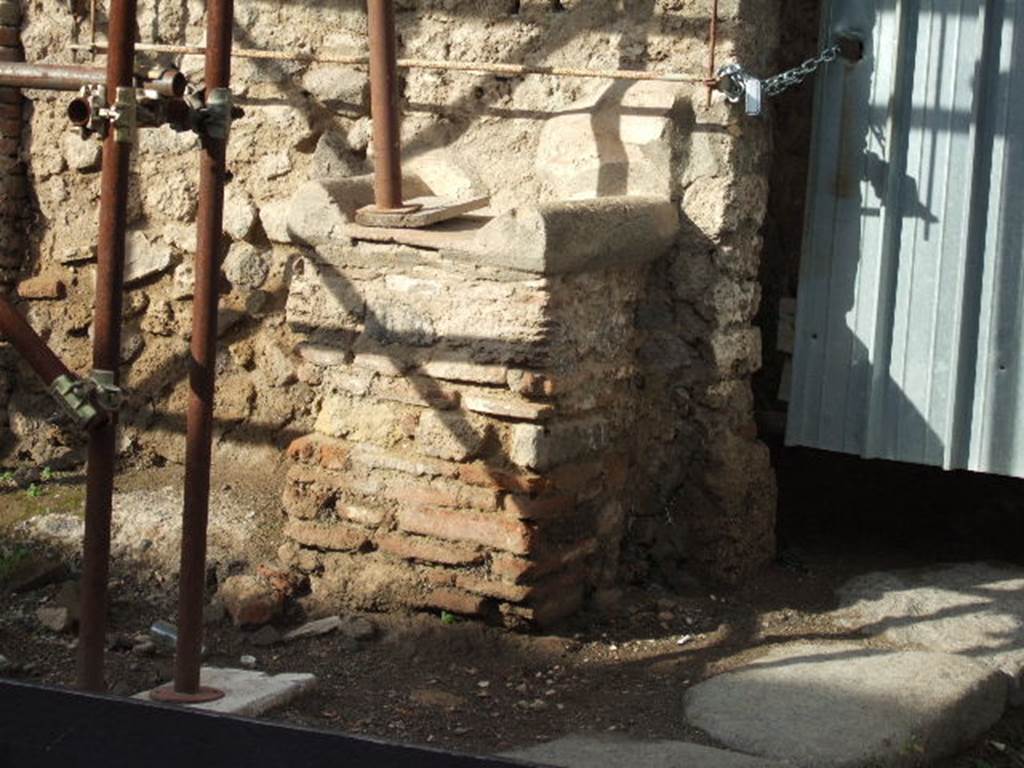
xmin=787 ymin=0 xmax=1024 ymax=477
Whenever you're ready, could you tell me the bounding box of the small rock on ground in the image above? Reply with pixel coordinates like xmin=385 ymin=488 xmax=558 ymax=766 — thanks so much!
xmin=283 ymin=616 xmax=341 ymax=642
xmin=503 ymin=734 xmax=782 ymax=768
xmin=218 ymin=574 xmax=284 ymax=627
xmin=3 ymin=556 xmax=69 ymax=593
xmin=684 ymin=642 xmax=1007 ymax=768
xmin=250 ymin=625 xmax=283 ymax=647
xmin=36 ymin=605 xmax=74 ymax=633
xmin=410 ymin=688 xmax=467 ymax=710
xmin=833 ymin=562 xmax=1024 ymax=702
xmin=339 ymin=615 xmax=377 ymax=641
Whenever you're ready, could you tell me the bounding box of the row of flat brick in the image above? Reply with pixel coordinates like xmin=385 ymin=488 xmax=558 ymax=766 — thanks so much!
xmin=283 ymin=431 xmax=626 ymax=625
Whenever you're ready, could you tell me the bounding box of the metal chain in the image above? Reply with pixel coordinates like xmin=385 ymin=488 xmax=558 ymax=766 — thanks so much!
xmin=762 ymin=43 xmax=841 ymax=97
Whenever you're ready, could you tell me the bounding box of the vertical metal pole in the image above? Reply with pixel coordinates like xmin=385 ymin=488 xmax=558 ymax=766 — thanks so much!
xmin=706 ymin=0 xmax=719 ymax=108
xmin=76 ymin=0 xmax=137 ymax=693
xmin=170 ymin=0 xmax=234 ymax=700
xmin=367 ymin=0 xmax=404 ymax=211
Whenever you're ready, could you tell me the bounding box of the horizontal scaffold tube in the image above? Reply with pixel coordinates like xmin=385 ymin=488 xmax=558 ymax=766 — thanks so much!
xmin=70 ymin=42 xmax=710 ymax=84
xmin=0 ymin=61 xmax=186 ymax=97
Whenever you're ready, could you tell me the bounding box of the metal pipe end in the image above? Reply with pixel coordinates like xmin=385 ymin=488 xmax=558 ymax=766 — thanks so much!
xmin=66 ymin=97 xmax=92 ymax=127
xmin=167 ymin=70 xmax=188 ymax=98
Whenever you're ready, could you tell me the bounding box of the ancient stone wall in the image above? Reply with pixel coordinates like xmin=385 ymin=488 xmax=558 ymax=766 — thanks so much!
xmin=3 ymin=0 xmax=781 ymax=604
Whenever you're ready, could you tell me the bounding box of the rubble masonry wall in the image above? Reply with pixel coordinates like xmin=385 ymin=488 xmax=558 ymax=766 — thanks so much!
xmin=2 ymin=0 xmax=781 ymax=614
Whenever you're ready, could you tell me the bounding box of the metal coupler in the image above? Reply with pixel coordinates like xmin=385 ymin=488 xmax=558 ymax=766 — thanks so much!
xmin=50 ymin=374 xmax=104 ymax=431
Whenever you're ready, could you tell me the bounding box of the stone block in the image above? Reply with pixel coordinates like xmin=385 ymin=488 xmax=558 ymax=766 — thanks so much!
xmin=302 ymin=65 xmax=367 ymax=106
xmin=136 ymin=667 xmax=317 ymax=717
xmin=415 ymin=410 xmax=489 ymax=462
xmin=223 ymin=242 xmax=270 ymax=290
xmin=684 ymin=642 xmax=1007 ymax=767
xmin=223 ymin=188 xmax=258 ymax=241
xmin=504 ymin=735 xmax=783 ymax=768
xmin=61 ymin=133 xmax=101 ymax=172
xmin=709 ymin=327 xmax=763 ymax=376
xmin=509 ymin=417 xmax=612 ymax=471
xmin=259 ymin=199 xmax=293 ymax=243
xmin=124 ymin=232 xmax=173 ymax=285
xmin=218 ymin=574 xmax=285 ymax=627
xmin=285 ymin=255 xmax=365 ymax=332
xmin=310 ymin=130 xmax=362 ymax=179
xmin=315 ymin=393 xmax=414 ymax=447
xmin=470 ymin=197 xmax=678 ymax=275
xmin=286 ymin=174 xmax=429 ymax=246
xmin=536 ymin=80 xmax=687 ymax=200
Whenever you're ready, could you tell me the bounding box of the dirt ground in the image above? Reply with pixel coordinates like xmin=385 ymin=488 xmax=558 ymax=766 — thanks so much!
xmin=1 ymin=461 xmax=1022 ymax=767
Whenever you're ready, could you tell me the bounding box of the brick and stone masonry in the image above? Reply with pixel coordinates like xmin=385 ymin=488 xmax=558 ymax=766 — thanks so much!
xmin=278 ymin=191 xmax=679 ymax=626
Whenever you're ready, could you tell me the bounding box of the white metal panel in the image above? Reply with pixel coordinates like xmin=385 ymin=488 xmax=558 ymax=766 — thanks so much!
xmin=787 ymin=0 xmax=1024 ymax=477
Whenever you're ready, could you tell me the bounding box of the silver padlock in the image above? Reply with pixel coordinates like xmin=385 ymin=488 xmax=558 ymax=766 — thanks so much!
xmin=743 ymin=76 xmax=763 ymax=117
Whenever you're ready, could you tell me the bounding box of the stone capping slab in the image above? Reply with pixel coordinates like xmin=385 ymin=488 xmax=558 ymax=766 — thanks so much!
xmin=344 ymin=196 xmax=680 ymax=277
xmin=287 ymin=165 xmax=679 ymax=276
xmin=683 ymin=641 xmax=1008 ymax=768
xmin=460 ymin=196 xmax=680 ymax=276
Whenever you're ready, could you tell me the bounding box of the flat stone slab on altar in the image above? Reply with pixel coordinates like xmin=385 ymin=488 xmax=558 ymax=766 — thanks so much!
xmin=136 ymin=666 xmax=317 ymax=716
xmin=354 ymin=195 xmax=490 ymax=228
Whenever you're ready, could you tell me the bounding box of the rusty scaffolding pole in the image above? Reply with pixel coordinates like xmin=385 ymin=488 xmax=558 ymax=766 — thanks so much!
xmin=367 ymin=0 xmax=405 ymax=213
xmin=75 ymin=0 xmax=138 ymax=693
xmin=0 ymin=297 xmax=105 ymax=431
xmin=149 ymin=0 xmax=235 ymax=704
